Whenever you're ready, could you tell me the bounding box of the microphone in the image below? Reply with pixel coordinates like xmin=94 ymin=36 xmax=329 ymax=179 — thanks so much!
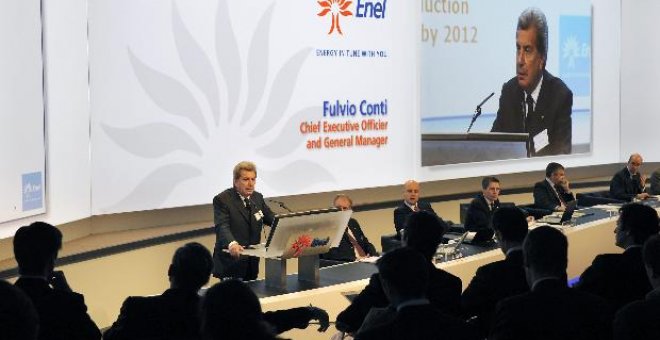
xmin=467 ymin=92 xmax=495 ymax=133
xmin=267 ymin=199 xmax=294 ymax=213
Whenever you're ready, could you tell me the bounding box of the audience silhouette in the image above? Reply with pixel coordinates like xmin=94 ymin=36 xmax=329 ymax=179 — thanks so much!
xmin=462 ymin=207 xmax=529 ymax=336
xmin=576 ymin=203 xmax=660 ymax=311
xmin=613 ymin=234 xmax=660 ymax=340
xmin=336 ymin=211 xmax=461 ymax=334
xmin=490 ymin=226 xmax=613 ymax=340
xmin=13 ymin=221 xmax=101 ymax=340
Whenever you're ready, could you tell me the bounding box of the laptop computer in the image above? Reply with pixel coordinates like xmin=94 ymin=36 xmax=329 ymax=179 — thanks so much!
xmin=540 ymin=199 xmax=578 ymax=225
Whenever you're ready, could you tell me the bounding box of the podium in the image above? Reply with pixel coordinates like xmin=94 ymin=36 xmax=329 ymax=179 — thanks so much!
xmin=421 ymin=132 xmax=528 ymax=166
xmin=241 ymin=209 xmax=351 ymax=290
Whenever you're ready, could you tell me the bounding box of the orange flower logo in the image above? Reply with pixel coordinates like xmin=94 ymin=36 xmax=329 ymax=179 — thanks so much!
xmin=317 ymin=0 xmax=353 ymax=35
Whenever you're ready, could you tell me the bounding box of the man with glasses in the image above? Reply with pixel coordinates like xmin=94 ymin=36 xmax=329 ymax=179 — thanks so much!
xmin=321 ymin=194 xmax=377 ymax=263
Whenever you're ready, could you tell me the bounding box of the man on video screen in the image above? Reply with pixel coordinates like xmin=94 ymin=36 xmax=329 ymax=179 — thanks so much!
xmin=491 ymin=7 xmax=573 ymax=157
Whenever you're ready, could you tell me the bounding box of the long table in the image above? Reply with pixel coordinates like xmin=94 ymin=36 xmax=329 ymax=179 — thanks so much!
xmin=258 ymin=203 xmax=658 ymax=339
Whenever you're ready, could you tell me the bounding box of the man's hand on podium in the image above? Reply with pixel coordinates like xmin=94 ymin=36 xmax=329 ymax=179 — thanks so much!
xmin=228 ymin=242 xmax=244 ymax=258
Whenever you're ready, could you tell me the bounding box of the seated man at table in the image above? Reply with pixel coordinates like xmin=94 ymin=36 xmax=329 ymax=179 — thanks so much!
xmin=462 ymin=207 xmax=530 ymax=337
xmin=321 ymin=194 xmax=377 ymax=263
xmin=393 ymin=180 xmax=436 ymax=236
xmin=575 ymin=203 xmax=660 ymax=311
xmin=610 ymin=153 xmax=650 ymax=201
xmin=336 ymin=211 xmax=461 ymax=334
xmin=613 ymin=234 xmax=660 ymax=340
xmin=533 ymin=162 xmax=575 ymax=212
xmin=489 ymin=226 xmax=613 ymax=340
xmin=464 ymin=176 xmax=501 ymax=242
xmin=355 ymin=247 xmax=477 ymax=340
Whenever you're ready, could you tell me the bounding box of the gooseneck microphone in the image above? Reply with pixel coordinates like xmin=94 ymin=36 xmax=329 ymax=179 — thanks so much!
xmin=267 ymin=199 xmax=294 ymax=213
xmin=467 ymin=92 xmax=495 ymax=133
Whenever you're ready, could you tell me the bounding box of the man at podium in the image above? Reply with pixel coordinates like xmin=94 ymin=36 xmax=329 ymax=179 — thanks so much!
xmin=212 ymin=161 xmax=274 ymax=281
xmin=491 ymin=7 xmax=573 ymax=157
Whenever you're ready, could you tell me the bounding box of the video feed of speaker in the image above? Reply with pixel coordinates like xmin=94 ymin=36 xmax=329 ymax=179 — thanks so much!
xmin=421 ymin=0 xmax=592 ymax=166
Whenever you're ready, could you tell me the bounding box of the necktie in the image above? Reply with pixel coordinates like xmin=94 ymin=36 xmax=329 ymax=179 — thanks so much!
xmin=525 ymin=93 xmax=534 ymax=131
xmin=244 ymin=197 xmax=251 ymax=212
xmin=554 ymin=185 xmax=566 ymax=206
xmin=413 ymin=204 xmax=419 ymax=212
xmin=525 ymin=93 xmax=534 ymax=156
xmin=347 ymin=228 xmax=367 ymax=258
xmin=490 ymin=202 xmax=495 ymax=211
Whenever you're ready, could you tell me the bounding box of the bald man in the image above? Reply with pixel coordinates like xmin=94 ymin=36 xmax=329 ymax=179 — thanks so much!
xmin=393 ymin=180 xmax=437 ymax=236
xmin=610 ymin=154 xmax=650 ymax=202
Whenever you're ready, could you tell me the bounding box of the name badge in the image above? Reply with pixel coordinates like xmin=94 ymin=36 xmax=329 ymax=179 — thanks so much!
xmin=533 ymin=129 xmax=550 ymax=153
xmin=254 ymin=210 xmax=264 ymax=221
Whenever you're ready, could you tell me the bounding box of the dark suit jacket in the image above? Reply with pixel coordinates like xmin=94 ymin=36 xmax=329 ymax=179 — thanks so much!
xmin=336 ymin=262 xmax=462 ymax=333
xmin=103 ymin=288 xmax=314 ymax=339
xmin=613 ymin=289 xmax=660 ymax=340
xmin=533 ymin=179 xmax=575 ymax=211
xmin=575 ymin=246 xmax=651 ymax=311
xmin=491 ymin=70 xmax=573 ymax=156
xmin=103 ymin=289 xmax=202 ymax=340
xmin=490 ymin=278 xmax=613 ymax=340
xmin=355 ymin=304 xmax=478 ymax=340
xmin=321 ymin=218 xmax=377 ymax=262
xmin=610 ymin=167 xmax=644 ymax=201
xmin=212 ymin=188 xmax=274 ymax=280
xmin=650 ymin=170 xmax=660 ymax=195
xmin=461 ymin=249 xmax=529 ymax=336
xmin=15 ymin=277 xmax=101 ymax=340
xmin=393 ymin=200 xmax=436 ymax=234
xmin=464 ymin=194 xmax=499 ymax=242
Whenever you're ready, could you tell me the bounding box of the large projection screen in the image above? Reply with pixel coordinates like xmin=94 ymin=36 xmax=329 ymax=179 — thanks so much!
xmin=0 ymin=0 xmax=46 ymax=223
xmin=420 ymin=0 xmax=592 ymax=166
xmin=89 ymin=0 xmax=416 ymax=214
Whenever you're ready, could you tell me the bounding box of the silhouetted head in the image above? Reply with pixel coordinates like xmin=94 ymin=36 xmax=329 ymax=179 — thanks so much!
xmin=615 ymin=203 xmax=659 ymax=248
xmin=492 ymin=207 xmax=529 ymax=244
xmin=13 ymin=222 xmax=62 ymax=277
xmin=200 ymin=280 xmax=274 ymax=340
xmin=168 ymin=242 xmax=213 ymax=291
xmin=403 ymin=211 xmax=447 ymax=261
xmin=523 ymin=226 xmax=567 ymax=284
xmin=377 ymin=247 xmax=429 ymax=303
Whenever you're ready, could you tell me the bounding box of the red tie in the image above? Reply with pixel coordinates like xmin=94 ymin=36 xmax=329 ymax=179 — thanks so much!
xmin=347 ymin=229 xmax=367 ymax=258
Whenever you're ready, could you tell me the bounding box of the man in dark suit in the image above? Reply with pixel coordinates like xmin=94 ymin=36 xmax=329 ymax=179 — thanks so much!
xmin=613 ymin=234 xmax=660 ymax=340
xmin=393 ymin=180 xmax=436 ymax=236
xmin=13 ymin=222 xmax=101 ymax=340
xmin=462 ymin=207 xmax=529 ymax=337
xmin=610 ymin=153 xmax=651 ymax=201
xmin=321 ymin=194 xmax=377 ymax=263
xmin=491 ymin=8 xmax=573 ymax=157
xmin=490 ymin=226 xmax=613 ymax=340
xmin=0 ymin=280 xmax=38 ymax=340
xmin=575 ymin=203 xmax=660 ymax=311
xmin=336 ymin=211 xmax=462 ymax=335
xmin=104 ymin=242 xmax=329 ymax=340
xmin=355 ymin=247 xmax=477 ymax=340
xmin=104 ymin=242 xmax=214 ymax=340
xmin=533 ymin=162 xmax=575 ymax=212
xmin=650 ymin=168 xmax=660 ymax=195
xmin=212 ymin=161 xmax=275 ymax=280
xmin=464 ymin=176 xmax=501 ymax=242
